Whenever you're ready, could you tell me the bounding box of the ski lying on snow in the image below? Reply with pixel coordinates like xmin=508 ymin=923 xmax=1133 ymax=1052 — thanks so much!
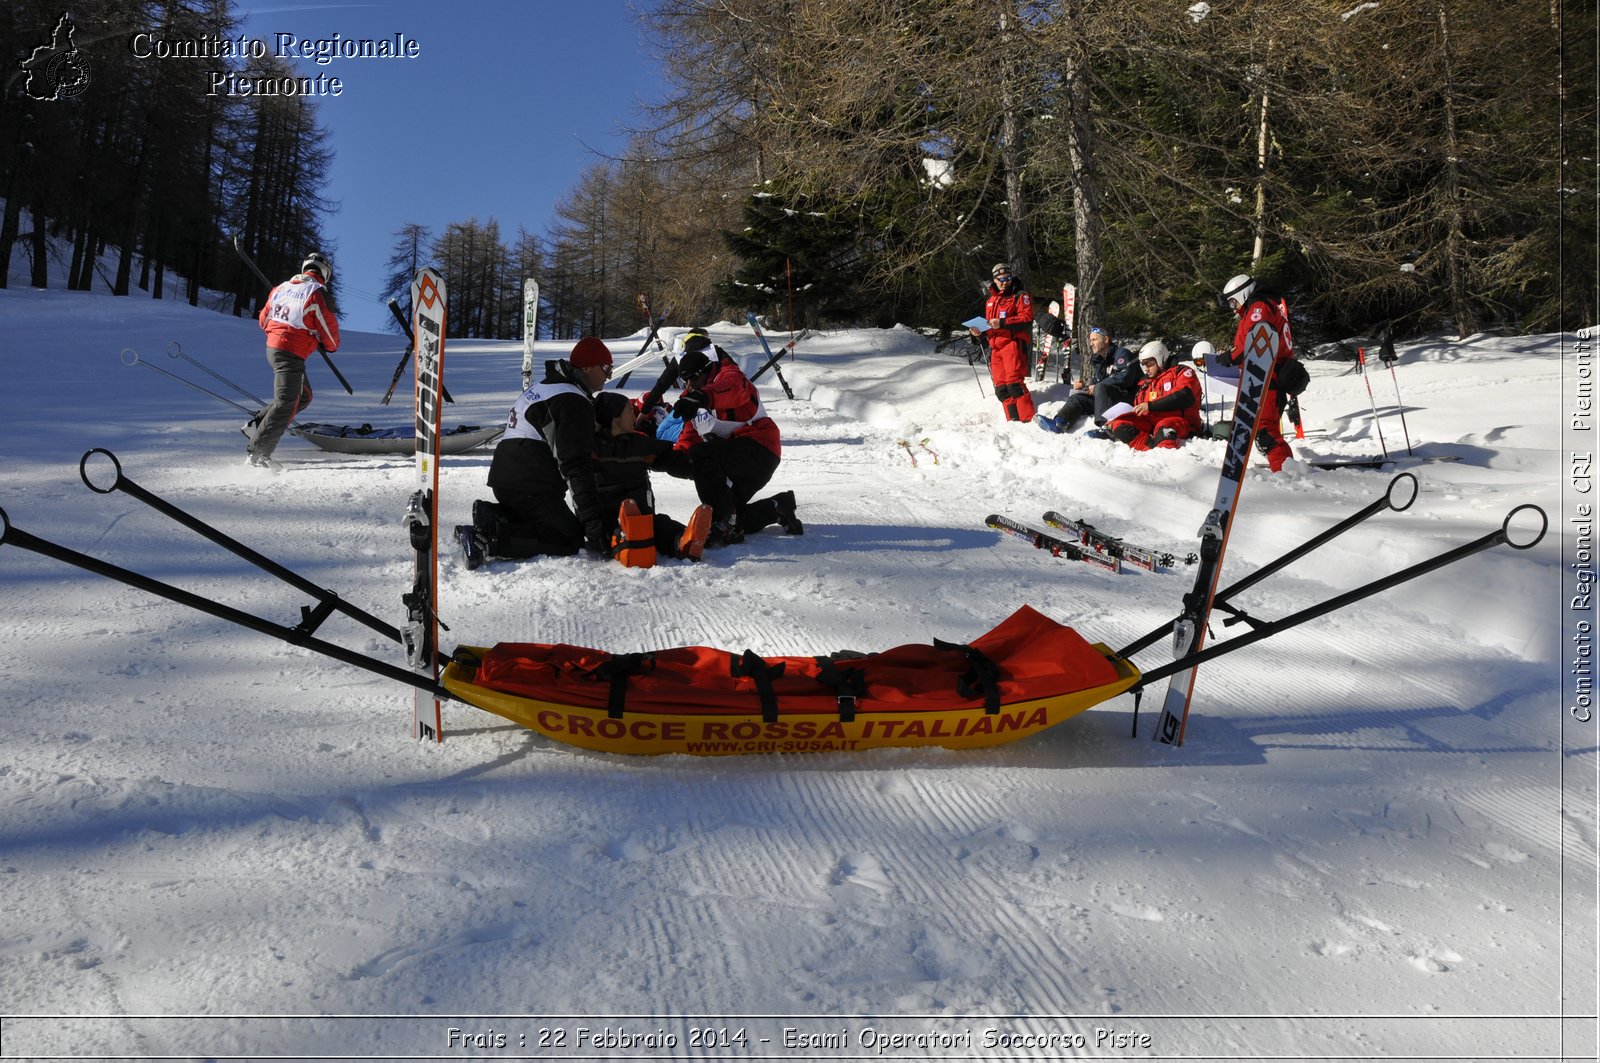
xmin=405 ymin=267 xmax=447 ymax=743
xmin=1311 ymin=455 xmax=1462 ymax=470
xmin=1042 ymin=511 xmax=1192 ymax=571
xmin=1153 ymin=318 xmax=1282 ymax=747
xmin=986 ymin=514 xmax=1120 ymax=573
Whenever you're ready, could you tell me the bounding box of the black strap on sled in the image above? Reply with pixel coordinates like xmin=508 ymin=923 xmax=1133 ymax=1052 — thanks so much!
xmin=935 ymin=638 xmax=1003 ymax=713
xmin=813 ymin=653 xmax=869 ymax=722
xmin=730 ymin=650 xmax=785 ymax=723
xmin=586 ymin=652 xmax=656 ymax=719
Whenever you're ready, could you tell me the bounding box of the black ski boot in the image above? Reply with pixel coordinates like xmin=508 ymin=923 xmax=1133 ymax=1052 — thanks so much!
xmin=455 ymin=525 xmax=487 ymax=571
xmin=774 ymin=490 xmax=804 ymax=535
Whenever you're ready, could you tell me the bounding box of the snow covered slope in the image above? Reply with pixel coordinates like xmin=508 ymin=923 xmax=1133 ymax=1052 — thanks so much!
xmin=0 ymin=284 xmax=1590 ymax=1059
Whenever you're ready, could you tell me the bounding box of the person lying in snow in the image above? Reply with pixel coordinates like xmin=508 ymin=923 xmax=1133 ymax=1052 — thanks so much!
xmin=592 ymin=390 xmax=711 ymax=565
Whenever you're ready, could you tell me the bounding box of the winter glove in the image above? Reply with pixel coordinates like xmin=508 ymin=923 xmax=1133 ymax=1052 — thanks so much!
xmin=672 ymin=389 xmax=708 ymax=421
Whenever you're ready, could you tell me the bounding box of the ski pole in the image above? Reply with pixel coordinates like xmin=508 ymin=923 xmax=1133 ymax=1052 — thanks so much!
xmin=614 ymin=295 xmax=668 ymax=391
xmin=383 ymin=296 xmax=453 ymax=404
xmin=1355 ymin=346 xmax=1390 ymax=458
xmin=231 ymin=233 xmax=354 ymax=395
xmin=167 ymin=342 xmax=269 ymax=408
xmin=746 ymin=312 xmax=795 ymax=400
xmin=1379 ymin=326 xmax=1414 ymax=455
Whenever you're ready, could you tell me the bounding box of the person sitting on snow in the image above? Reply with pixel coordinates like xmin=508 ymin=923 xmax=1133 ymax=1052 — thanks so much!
xmin=1106 ymin=341 xmax=1205 ymax=450
xmin=1036 ymin=326 xmax=1140 ymax=433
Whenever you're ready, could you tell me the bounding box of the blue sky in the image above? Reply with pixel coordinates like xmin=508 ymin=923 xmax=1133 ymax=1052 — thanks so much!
xmin=233 ymin=1 xmax=669 ymax=332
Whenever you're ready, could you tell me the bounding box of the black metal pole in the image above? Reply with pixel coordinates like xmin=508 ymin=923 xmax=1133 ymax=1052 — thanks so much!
xmin=78 ymin=449 xmax=402 ymax=644
xmin=122 ymin=348 xmax=261 ymax=419
xmin=1117 ymin=473 xmax=1420 ymax=660
xmin=0 ymin=507 xmax=443 ymax=697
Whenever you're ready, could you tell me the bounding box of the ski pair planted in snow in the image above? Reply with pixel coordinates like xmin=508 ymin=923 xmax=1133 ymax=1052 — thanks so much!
xmin=404 ymin=268 xmax=448 ymax=743
xmin=898 ymin=438 xmax=940 ymax=467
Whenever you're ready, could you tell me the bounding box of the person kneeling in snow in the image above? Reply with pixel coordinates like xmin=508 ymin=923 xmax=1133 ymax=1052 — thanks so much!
xmin=1106 ymin=341 xmax=1204 ymax=451
xmin=671 ymin=336 xmax=803 ymax=548
xmin=593 ymin=391 xmax=712 ymax=565
xmin=457 ymin=336 xmax=614 ymax=570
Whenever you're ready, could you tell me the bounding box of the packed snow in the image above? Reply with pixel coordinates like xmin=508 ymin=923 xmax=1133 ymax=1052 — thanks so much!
xmin=0 ymin=279 xmax=1592 ymax=1061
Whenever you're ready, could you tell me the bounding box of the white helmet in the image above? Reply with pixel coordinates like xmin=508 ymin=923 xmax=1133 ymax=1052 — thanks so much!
xmin=1221 ymin=273 xmax=1254 ymax=311
xmin=1191 ymin=339 xmax=1215 ymax=363
xmin=301 ymin=252 xmax=332 ymax=284
xmin=1138 ymin=339 xmax=1170 ymax=368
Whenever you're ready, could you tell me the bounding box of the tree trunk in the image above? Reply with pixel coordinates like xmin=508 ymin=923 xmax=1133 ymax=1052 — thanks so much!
xmin=1251 ymin=39 xmax=1274 ymax=269
xmin=1435 ymin=0 xmax=1477 ymax=337
xmin=997 ymin=4 xmax=1030 ymax=276
xmin=1060 ymin=2 xmax=1104 ymax=382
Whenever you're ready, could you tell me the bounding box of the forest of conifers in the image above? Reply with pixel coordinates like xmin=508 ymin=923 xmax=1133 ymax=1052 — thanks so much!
xmin=3 ymin=1 xmax=1592 ymax=346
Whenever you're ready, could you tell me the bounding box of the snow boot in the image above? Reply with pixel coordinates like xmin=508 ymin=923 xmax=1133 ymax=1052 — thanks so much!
xmin=455 ymin=525 xmax=486 ymax=571
xmin=677 ymin=504 xmax=713 ymax=561
xmin=773 ymin=490 xmax=804 ymax=535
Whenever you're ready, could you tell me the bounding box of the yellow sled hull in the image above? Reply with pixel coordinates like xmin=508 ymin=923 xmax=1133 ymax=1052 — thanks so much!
xmin=441 ymin=645 xmax=1139 ymax=756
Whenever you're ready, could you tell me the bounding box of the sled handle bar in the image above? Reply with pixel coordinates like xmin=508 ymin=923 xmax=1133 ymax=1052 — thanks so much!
xmin=0 ymin=504 xmax=445 ymax=699
xmin=1118 ymin=473 xmax=1419 ymax=660
xmin=168 ymin=341 xmax=270 ymax=409
xmin=1132 ymin=503 xmax=1547 ymax=689
xmin=122 ymin=347 xmax=260 ymax=418
xmin=78 ymin=448 xmax=402 ymax=645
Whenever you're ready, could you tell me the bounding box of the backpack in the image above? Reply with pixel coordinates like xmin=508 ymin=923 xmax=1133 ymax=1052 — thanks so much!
xmin=1275 ymin=357 xmax=1310 ymax=396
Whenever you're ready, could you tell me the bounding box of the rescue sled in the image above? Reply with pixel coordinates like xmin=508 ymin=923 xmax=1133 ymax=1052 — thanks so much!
xmin=289 ymin=422 xmax=503 ymax=455
xmin=0 ymin=452 xmax=1545 ymax=758
xmin=441 ymin=606 xmax=1140 ymax=756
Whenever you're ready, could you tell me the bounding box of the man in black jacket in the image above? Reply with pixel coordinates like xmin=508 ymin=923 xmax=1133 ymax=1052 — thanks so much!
xmin=458 ymin=336 xmax=614 ymax=568
xmin=1037 ymin=326 xmax=1141 ymax=433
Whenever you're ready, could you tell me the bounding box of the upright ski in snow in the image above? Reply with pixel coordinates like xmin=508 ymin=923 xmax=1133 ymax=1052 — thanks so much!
xmin=520 ymin=278 xmax=540 ymax=389
xmin=1153 ymin=318 xmax=1282 ymax=746
xmin=405 ymin=267 xmax=447 ymax=743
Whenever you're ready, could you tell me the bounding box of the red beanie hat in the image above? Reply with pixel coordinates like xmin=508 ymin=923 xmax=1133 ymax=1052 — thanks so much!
xmin=569 ymin=335 xmax=613 ymax=368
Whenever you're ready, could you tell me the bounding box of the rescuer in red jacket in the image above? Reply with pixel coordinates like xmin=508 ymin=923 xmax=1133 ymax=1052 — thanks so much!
xmin=247 ymin=252 xmax=340 ymax=467
xmin=1107 ymin=341 xmax=1205 ymax=450
xmin=1222 ymin=273 xmax=1295 ymax=472
xmin=976 ymin=262 xmax=1036 ymax=423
